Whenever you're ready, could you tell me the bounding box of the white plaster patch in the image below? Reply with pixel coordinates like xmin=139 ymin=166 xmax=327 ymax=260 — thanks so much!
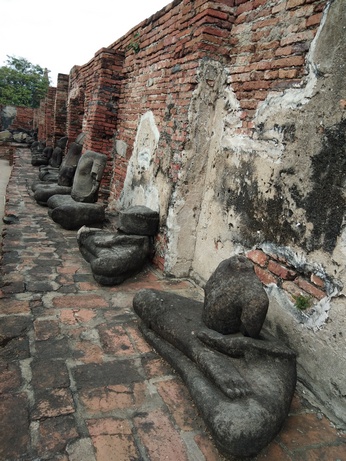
xmin=115 ymin=139 xmax=127 ymax=158
xmin=2 ymin=105 xmax=17 ymax=119
xmin=118 ymin=111 xmax=160 ymax=211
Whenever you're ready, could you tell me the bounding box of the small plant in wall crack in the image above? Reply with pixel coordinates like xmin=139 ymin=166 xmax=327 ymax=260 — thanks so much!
xmin=293 ymin=294 xmax=312 ymax=310
xmin=127 ymin=32 xmax=140 ymax=54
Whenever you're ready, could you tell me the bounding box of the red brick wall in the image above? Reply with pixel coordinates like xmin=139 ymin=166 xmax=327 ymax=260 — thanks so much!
xmin=108 ymin=0 xmax=234 ymax=199
xmin=99 ymin=0 xmax=326 ymax=195
xmin=66 ymin=66 xmax=85 ymax=144
xmin=36 ymin=87 xmax=57 ymax=146
xmin=228 ymin=0 xmax=325 ymax=132
xmin=66 ymin=0 xmax=235 ymax=198
xmin=247 ymin=249 xmax=327 ymax=306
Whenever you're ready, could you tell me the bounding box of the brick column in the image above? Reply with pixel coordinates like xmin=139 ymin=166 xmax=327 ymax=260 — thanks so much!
xmin=53 ymin=73 xmax=69 ymax=146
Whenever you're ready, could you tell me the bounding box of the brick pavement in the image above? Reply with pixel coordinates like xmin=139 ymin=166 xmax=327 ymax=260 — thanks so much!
xmin=0 ymin=147 xmax=345 ymax=461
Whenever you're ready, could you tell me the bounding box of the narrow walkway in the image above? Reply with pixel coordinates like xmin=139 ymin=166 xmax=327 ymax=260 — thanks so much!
xmin=0 ymin=148 xmax=345 ymax=461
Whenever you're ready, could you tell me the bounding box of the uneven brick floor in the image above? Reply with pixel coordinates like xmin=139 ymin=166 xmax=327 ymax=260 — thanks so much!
xmin=0 ymin=147 xmax=345 ymax=461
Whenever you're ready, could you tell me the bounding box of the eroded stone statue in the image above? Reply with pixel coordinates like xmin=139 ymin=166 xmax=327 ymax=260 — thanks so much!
xmin=31 ymin=136 xmax=67 ymax=169
xmin=31 ymin=141 xmax=47 ymax=166
xmin=70 ymin=150 xmax=107 ymax=203
xmin=77 ymin=227 xmax=151 ymax=285
xmin=133 ymin=255 xmax=296 ymax=459
xmin=77 ymin=206 xmax=159 ymax=285
xmin=47 ymin=150 xmax=107 ymax=229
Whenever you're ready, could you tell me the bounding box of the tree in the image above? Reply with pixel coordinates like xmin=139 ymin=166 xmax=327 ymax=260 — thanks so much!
xmin=0 ymin=55 xmax=50 ymax=108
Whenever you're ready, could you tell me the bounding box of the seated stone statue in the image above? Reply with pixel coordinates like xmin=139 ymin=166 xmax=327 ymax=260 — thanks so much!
xmin=33 ymin=141 xmax=83 ymax=205
xmin=77 ymin=206 xmax=159 ymax=285
xmin=46 ymin=150 xmax=107 ymax=229
xmin=31 ymin=136 xmax=67 ymax=171
xmin=38 ymin=136 xmax=68 ymax=181
xmin=33 ymin=146 xmax=53 ymax=166
xmin=31 ymin=141 xmax=47 ymax=166
xmin=133 ymin=255 xmax=297 ymax=459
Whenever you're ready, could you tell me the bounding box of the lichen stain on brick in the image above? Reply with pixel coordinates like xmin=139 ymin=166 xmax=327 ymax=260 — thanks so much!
xmin=304 ymin=119 xmax=346 ymax=253
xmin=218 ymin=118 xmax=346 ymax=255
xmin=217 ymin=160 xmax=302 ymax=248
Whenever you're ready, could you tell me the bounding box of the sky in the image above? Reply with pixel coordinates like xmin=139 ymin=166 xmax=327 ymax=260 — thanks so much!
xmin=0 ymin=0 xmax=171 ymax=86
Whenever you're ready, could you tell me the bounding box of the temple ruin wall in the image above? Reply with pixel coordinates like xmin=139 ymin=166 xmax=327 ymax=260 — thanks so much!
xmin=34 ymin=0 xmax=345 ymax=427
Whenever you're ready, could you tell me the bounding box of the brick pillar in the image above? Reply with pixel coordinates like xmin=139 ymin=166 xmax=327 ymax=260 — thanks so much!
xmin=37 ymin=87 xmax=56 ymax=146
xmin=83 ymin=49 xmax=125 ymax=198
xmin=66 ymin=66 xmax=85 ymax=144
xmin=53 ymin=73 xmax=69 ymax=146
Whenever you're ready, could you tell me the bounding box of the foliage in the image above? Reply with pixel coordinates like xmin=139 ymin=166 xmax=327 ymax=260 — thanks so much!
xmin=127 ymin=32 xmax=140 ymax=54
xmin=0 ymin=55 xmax=50 ymax=108
xmin=293 ymin=294 xmax=312 ymax=310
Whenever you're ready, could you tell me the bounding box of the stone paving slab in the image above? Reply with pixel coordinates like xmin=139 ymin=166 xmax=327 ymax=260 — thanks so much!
xmin=0 ymin=148 xmax=345 ymax=460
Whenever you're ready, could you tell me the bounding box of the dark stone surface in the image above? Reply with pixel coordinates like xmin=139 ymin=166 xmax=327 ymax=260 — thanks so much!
xmin=57 ymin=141 xmax=82 ymax=187
xmin=77 ymin=227 xmax=151 ymax=285
xmin=0 ymin=393 xmax=30 ymax=460
xmin=35 ymin=337 xmax=70 ymax=360
xmin=34 ymin=184 xmax=72 ymax=206
xmin=31 ymin=359 xmax=70 ymax=389
xmin=0 ymin=315 xmax=31 ymax=338
xmin=203 ymin=255 xmax=269 ymax=337
xmin=119 ymin=206 xmax=159 ymax=236
xmin=72 ymin=360 xmax=143 ymax=389
xmin=32 ymin=387 xmax=75 ymax=420
xmin=47 ymin=195 xmax=106 ymax=230
xmin=25 ymin=280 xmax=60 ymax=292
xmin=0 ymin=333 xmax=30 ymax=362
xmin=36 ymin=415 xmax=79 ymax=458
xmin=133 ymin=261 xmax=297 ymax=458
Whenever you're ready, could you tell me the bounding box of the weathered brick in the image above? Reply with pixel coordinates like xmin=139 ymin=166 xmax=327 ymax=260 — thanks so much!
xmin=282 ymin=280 xmax=308 ymax=298
xmin=134 ymin=409 xmax=189 ymax=460
xmin=32 ymin=388 xmax=75 ymax=420
xmin=275 ymin=45 xmax=294 ymax=56
xmin=36 ymin=415 xmax=78 ymax=458
xmin=280 ymin=30 xmax=315 ymax=47
xmin=246 ymin=249 xmax=269 ymax=267
xmin=156 ymin=379 xmax=199 ymax=431
xmin=254 ymin=266 xmax=278 ymax=286
xmin=237 ymin=0 xmax=255 ymax=15
xmin=295 ymin=277 xmax=326 ymax=300
xmin=279 ymin=68 xmax=299 ymax=78
xmin=98 ymin=324 xmax=136 ymax=356
xmin=272 ymin=55 xmax=306 ymax=68
xmin=52 ymin=294 xmax=109 ymax=309
xmin=287 ymin=0 xmax=306 ymax=9
xmin=0 ymin=362 xmax=22 ymax=393
xmin=34 ymin=319 xmax=60 ymax=341
xmin=306 ymin=12 xmax=323 ymax=27
xmin=310 ymin=274 xmax=325 ymax=288
xmin=87 ymin=418 xmax=138 ymax=461
xmin=268 ymin=260 xmax=297 ymax=279
xmin=272 ymin=1 xmax=287 ymax=14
